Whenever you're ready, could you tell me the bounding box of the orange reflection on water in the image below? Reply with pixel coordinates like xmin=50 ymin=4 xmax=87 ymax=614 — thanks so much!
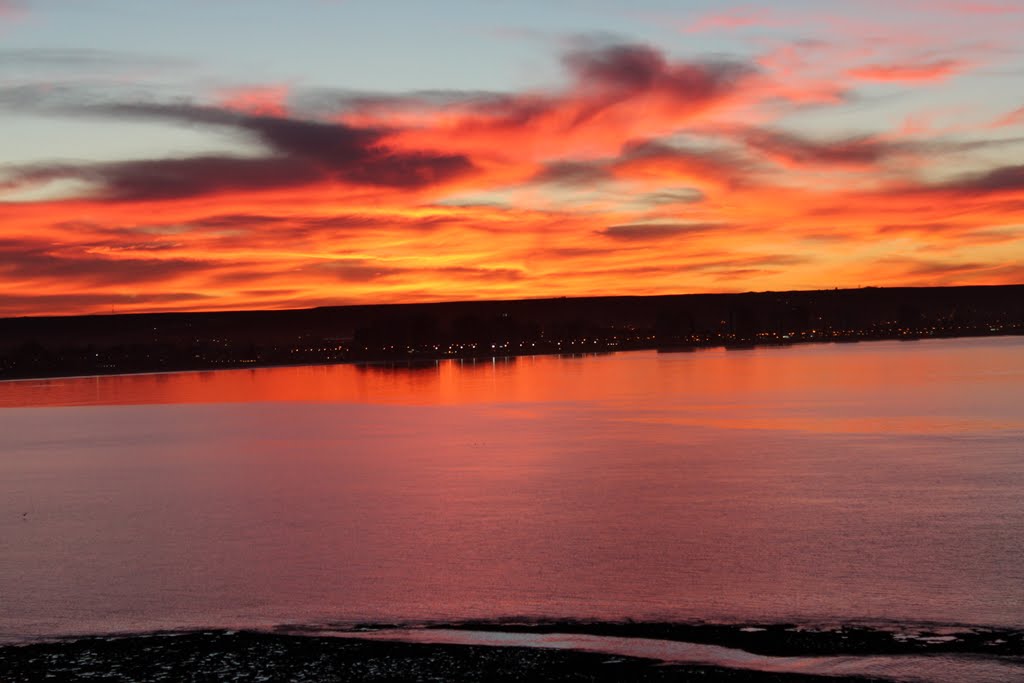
xmin=2 ymin=338 xmax=1023 ymax=437
xmin=0 ymin=353 xmax=634 ymax=408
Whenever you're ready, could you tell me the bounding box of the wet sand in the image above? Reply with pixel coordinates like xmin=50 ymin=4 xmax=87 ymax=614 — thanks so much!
xmin=411 ymin=619 xmax=1024 ymax=657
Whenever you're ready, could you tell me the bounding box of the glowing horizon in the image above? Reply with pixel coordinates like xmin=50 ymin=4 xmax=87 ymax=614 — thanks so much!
xmin=2 ymin=0 xmax=1023 ymax=317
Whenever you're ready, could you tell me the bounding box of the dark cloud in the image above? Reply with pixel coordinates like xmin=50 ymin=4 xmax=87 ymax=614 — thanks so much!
xmin=0 ymin=292 xmax=212 ymax=317
xmin=940 ymin=164 xmax=1024 ymax=194
xmin=599 ymin=222 xmax=724 ymax=240
xmin=241 ymin=289 xmax=302 ymax=297
xmin=45 ymin=221 xmax=191 ymax=244
xmin=633 ymin=188 xmax=706 ymax=205
xmin=307 ymin=261 xmax=404 ymax=283
xmin=532 ymin=246 xmax=614 ymax=258
xmin=302 ymin=261 xmax=524 ymax=284
xmin=564 ymin=43 xmax=753 ymax=98
xmin=532 ymin=161 xmax=612 ymax=185
xmin=104 ymin=104 xmax=476 ymax=190
xmin=295 ymin=87 xmax=505 ymax=117
xmin=615 ymin=139 xmax=753 ymax=186
xmin=1 ymin=99 xmax=477 ymax=201
xmin=0 ymin=43 xmax=758 ymax=203
xmin=193 ymin=213 xmax=292 ymax=228
xmin=0 ymin=48 xmax=187 ymax=73
xmin=875 ymin=223 xmax=1020 ymax=246
xmin=878 ymin=222 xmax=961 ymax=234
xmin=427 ymin=266 xmax=525 ymax=282
xmin=800 ymin=231 xmax=856 ymax=242
xmin=234 ymin=112 xmax=380 ymax=164
xmin=463 ymin=93 xmax=561 ymax=130
xmin=711 ymin=268 xmax=778 ymax=280
xmin=172 ymin=212 xmax=449 ymax=252
xmin=742 ymin=128 xmax=900 ymax=166
xmin=697 ymin=254 xmax=811 ymax=270
xmin=565 ymin=44 xmax=668 ymax=90
xmin=558 ymin=44 xmax=754 ymax=130
xmin=307 ymin=213 xmax=454 ymax=235
xmin=533 ymin=139 xmax=746 ymax=189
xmin=874 ymin=163 xmax=1024 ymax=200
xmin=0 ymin=239 xmax=209 ymax=285
xmin=740 ymin=128 xmax=1023 ymax=170
xmin=82 ymin=240 xmax=182 ymax=253
xmin=41 ymin=156 xmax=318 ymax=201
xmin=883 ymin=258 xmax=992 ymax=277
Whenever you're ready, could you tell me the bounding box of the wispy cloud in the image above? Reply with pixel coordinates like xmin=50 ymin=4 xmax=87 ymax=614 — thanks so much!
xmin=598 ymin=222 xmax=724 ymax=241
xmin=992 ymin=105 xmax=1024 ymax=128
xmin=684 ymin=7 xmax=777 ymax=32
xmin=2 ymin=101 xmax=478 ymax=200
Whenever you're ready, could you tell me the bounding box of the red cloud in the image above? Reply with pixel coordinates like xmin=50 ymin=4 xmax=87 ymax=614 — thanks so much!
xmin=349 ymin=44 xmax=756 ymax=165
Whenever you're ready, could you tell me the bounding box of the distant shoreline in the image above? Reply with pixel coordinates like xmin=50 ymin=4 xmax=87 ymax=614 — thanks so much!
xmin=1 ymin=328 xmax=1021 ymax=384
xmin=4 ymin=285 xmax=1022 ymax=382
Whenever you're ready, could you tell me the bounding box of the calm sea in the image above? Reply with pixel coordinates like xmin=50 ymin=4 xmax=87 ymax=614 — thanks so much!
xmin=1 ymin=337 xmax=1022 ymax=641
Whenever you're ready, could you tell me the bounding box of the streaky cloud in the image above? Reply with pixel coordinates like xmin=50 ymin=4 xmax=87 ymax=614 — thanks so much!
xmin=563 ymin=43 xmax=752 ymax=96
xmin=0 ymin=48 xmax=188 ymax=72
xmin=1 ymin=101 xmax=479 ymax=200
xmin=599 ymin=223 xmax=726 ymax=240
xmin=915 ymin=164 xmax=1024 ymax=195
xmin=741 ymin=128 xmax=902 ymax=167
xmin=992 ymin=105 xmax=1024 ymax=128
xmin=0 ymin=238 xmax=211 ymax=285
xmin=848 ymin=59 xmax=968 ymax=82
xmin=532 ymin=161 xmax=612 ymax=186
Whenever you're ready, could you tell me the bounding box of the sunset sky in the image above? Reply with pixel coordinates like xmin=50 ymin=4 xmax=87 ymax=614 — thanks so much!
xmin=2 ymin=0 xmax=1024 ymax=317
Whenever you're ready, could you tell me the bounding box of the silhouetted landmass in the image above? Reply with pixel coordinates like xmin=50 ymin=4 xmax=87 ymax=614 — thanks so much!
xmin=1 ymin=285 xmax=1022 ymax=380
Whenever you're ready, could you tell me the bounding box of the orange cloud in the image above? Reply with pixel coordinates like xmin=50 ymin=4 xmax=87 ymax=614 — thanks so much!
xmin=355 ymin=44 xmax=758 ymax=166
xmin=847 ymin=59 xmax=968 ymax=82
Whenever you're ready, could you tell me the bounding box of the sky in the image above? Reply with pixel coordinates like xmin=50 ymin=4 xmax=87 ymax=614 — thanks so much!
xmin=2 ymin=0 xmax=1024 ymax=317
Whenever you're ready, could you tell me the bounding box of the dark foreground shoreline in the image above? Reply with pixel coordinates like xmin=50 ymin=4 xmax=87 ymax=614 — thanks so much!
xmin=5 ymin=620 xmax=1024 ymax=682
xmin=0 ymin=629 xmax=889 ymax=683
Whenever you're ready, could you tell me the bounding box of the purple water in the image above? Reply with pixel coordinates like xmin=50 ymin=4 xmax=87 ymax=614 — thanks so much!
xmin=1 ymin=337 xmax=1022 ymax=642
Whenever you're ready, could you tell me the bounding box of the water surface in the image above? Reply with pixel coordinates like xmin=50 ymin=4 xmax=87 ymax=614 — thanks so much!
xmin=1 ymin=337 xmax=1022 ymax=641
